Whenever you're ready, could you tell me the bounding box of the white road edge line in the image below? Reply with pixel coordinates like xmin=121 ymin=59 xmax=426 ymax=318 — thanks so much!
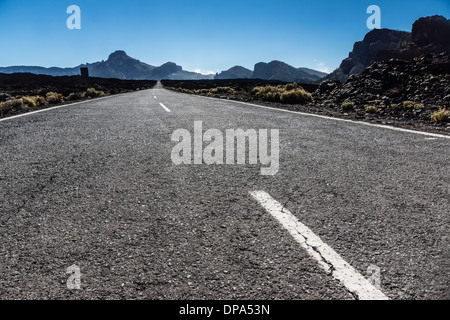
xmin=0 ymin=94 xmax=122 ymax=123
xmin=159 ymin=103 xmax=171 ymax=112
xmin=249 ymin=190 xmax=389 ymax=300
xmin=173 ymin=91 xmax=450 ymax=140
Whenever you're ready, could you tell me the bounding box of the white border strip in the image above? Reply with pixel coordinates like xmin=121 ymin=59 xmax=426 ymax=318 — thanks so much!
xmin=169 ymin=89 xmax=450 ymax=140
xmin=0 ymin=95 xmax=117 ymax=123
xmin=250 ymin=190 xmax=389 ymax=300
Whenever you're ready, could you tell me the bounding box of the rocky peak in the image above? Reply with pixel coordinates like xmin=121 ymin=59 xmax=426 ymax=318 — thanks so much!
xmin=254 ymin=61 xmax=289 ymax=75
xmin=214 ymin=66 xmax=253 ymax=80
xmin=374 ymin=16 xmax=450 ymax=62
xmin=362 ymin=28 xmax=410 ymax=44
xmin=157 ymin=62 xmax=182 ymax=73
xmin=328 ymin=16 xmax=450 ymax=83
xmin=327 ymin=29 xmax=411 ymax=83
xmin=107 ymin=50 xmax=132 ymax=61
xmin=252 ymin=60 xmax=323 ymax=83
xmin=412 ymin=15 xmax=450 ymax=51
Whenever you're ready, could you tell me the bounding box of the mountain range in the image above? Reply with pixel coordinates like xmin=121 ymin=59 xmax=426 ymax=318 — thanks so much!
xmin=0 ymin=50 xmax=328 ymax=83
xmin=217 ymin=15 xmax=449 ymax=84
xmin=8 ymin=13 xmax=446 ymax=84
xmin=0 ymin=51 xmax=215 ymax=81
xmin=214 ymin=61 xmax=328 ymax=83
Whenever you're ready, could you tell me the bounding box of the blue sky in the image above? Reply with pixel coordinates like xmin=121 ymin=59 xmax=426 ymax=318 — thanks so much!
xmin=0 ymin=0 xmax=449 ymax=74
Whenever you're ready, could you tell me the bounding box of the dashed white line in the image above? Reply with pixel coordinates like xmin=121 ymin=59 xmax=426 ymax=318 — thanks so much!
xmin=159 ymin=103 xmax=171 ymax=112
xmin=249 ymin=190 xmax=389 ymax=300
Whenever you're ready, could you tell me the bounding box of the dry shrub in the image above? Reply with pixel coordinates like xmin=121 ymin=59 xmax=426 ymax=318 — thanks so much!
xmin=251 ymin=84 xmax=312 ymax=104
xmin=46 ymin=92 xmax=64 ymax=104
xmin=431 ymin=108 xmax=450 ymax=122
xmin=86 ymin=88 xmax=105 ymax=98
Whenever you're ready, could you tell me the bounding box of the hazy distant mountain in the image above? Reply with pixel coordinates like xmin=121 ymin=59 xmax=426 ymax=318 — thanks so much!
xmin=154 ymin=62 xmax=215 ymax=80
xmin=215 ymin=66 xmax=254 ymax=79
xmin=88 ymin=50 xmax=155 ymax=79
xmin=297 ymin=67 xmax=329 ymax=79
xmin=0 ymin=50 xmax=214 ymax=80
xmin=0 ymin=50 xmax=326 ymax=82
xmin=251 ymin=60 xmax=327 ymax=83
xmin=214 ymin=61 xmax=327 ymax=83
xmin=0 ymin=65 xmax=81 ymax=77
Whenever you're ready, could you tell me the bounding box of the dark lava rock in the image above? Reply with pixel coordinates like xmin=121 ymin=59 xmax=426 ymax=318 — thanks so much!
xmin=314 ymin=52 xmax=450 ymax=119
xmin=412 ymin=15 xmax=450 ymax=51
xmin=0 ymin=72 xmax=157 ymax=98
xmin=376 ymin=15 xmax=450 ymax=62
xmin=0 ymin=92 xmax=11 ymax=102
xmin=314 ymin=80 xmax=342 ymax=101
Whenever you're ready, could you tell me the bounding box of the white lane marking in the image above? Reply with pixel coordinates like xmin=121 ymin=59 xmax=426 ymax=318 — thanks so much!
xmin=0 ymin=95 xmax=114 ymax=123
xmin=249 ymin=190 xmax=389 ymax=300
xmin=159 ymin=103 xmax=171 ymax=112
xmin=154 ymin=96 xmax=157 ymax=99
xmin=233 ymin=101 xmax=450 ymax=140
xmin=174 ymin=91 xmax=450 ymax=140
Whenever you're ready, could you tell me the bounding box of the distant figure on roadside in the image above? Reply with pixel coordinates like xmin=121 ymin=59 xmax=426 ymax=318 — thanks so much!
xmin=80 ymin=67 xmax=89 ymax=87
xmin=80 ymin=67 xmax=89 ymax=79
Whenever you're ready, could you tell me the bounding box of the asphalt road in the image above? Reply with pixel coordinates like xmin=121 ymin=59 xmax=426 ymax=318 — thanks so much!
xmin=0 ymin=84 xmax=448 ymax=300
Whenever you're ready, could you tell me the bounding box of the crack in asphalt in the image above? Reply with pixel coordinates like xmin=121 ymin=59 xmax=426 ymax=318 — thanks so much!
xmin=1 ymin=173 xmax=55 ymax=227
xmin=292 ymin=220 xmax=361 ymax=300
xmin=284 ymin=201 xmax=368 ymax=300
xmin=281 ymin=185 xmax=313 ymax=213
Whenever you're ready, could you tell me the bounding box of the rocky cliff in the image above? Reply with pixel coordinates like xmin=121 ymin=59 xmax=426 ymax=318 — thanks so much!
xmin=327 ymin=29 xmax=411 ymax=83
xmin=313 ymin=16 xmax=450 ymax=128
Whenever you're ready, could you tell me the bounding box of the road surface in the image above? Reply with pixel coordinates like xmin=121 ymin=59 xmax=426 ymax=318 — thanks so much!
xmin=0 ymin=83 xmax=448 ymax=299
